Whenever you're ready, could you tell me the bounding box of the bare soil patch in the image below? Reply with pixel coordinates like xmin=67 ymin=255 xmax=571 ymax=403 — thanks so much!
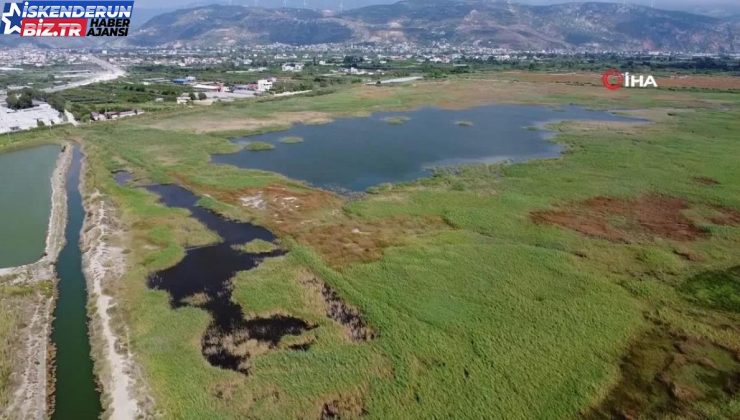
xmin=532 ymin=195 xmax=708 ymax=243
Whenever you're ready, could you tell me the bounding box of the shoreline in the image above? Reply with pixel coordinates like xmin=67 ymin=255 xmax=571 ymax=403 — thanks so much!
xmin=0 ymin=144 xmax=72 ymax=419
xmin=80 ymin=155 xmax=146 ymax=419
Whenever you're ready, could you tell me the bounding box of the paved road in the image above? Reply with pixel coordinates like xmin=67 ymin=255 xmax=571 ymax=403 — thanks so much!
xmin=45 ymin=55 xmax=125 ymax=93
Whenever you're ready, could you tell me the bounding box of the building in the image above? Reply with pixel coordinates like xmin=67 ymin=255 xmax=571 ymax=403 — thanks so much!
xmin=90 ymin=109 xmax=142 ymax=121
xmin=193 ymin=83 xmax=229 ymax=92
xmin=172 ymin=76 xmax=197 ymax=85
xmin=282 ymin=62 xmax=304 ymax=72
xmin=257 ymin=79 xmax=273 ymax=92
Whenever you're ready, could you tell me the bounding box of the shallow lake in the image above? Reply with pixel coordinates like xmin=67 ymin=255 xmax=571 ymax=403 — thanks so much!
xmin=0 ymin=145 xmax=60 ymax=268
xmin=213 ymin=104 xmax=638 ymax=192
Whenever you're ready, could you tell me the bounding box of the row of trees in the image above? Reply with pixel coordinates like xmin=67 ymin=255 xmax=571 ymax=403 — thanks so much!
xmin=5 ymin=87 xmax=66 ymax=112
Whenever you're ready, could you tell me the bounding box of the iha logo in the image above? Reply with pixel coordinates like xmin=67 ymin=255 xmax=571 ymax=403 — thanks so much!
xmin=1 ymin=1 xmax=134 ymax=37
xmin=602 ymin=69 xmax=658 ymax=90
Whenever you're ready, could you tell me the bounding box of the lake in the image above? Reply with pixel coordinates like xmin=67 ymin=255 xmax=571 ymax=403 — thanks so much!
xmin=213 ymin=104 xmax=638 ymax=192
xmin=0 ymin=145 xmax=60 ymax=268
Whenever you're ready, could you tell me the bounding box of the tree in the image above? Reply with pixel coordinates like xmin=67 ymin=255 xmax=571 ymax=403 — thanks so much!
xmin=198 ymin=92 xmax=207 ymax=100
xmin=343 ymin=55 xmax=364 ymax=67
xmin=6 ymin=90 xmax=33 ymax=110
xmin=47 ymin=94 xmax=66 ymax=113
xmin=189 ymin=92 xmax=196 ymax=101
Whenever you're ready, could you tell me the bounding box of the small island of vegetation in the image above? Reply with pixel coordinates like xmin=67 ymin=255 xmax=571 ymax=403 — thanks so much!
xmin=245 ymin=142 xmax=276 ymax=152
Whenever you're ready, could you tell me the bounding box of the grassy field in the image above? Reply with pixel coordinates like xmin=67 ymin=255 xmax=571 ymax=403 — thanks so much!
xmin=0 ymin=281 xmax=52 ymax=409
xmin=16 ymin=71 xmax=740 ymax=418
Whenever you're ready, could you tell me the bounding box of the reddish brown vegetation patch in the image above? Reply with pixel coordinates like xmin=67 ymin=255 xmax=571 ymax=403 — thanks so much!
xmin=532 ymin=195 xmax=708 ymax=243
xmin=201 ymin=184 xmax=343 ymax=222
xmin=320 ymin=393 xmax=367 ymax=419
xmin=708 ymin=206 xmax=740 ymax=226
xmin=585 ymin=330 xmax=740 ymax=419
xmin=300 ymin=216 xmax=444 ymax=267
xmin=693 ymin=176 xmax=720 ymax=186
xmin=202 ymin=183 xmax=445 ymax=266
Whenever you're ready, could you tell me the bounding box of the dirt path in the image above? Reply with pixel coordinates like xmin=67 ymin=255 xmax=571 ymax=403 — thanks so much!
xmin=81 ymin=188 xmax=146 ymax=419
xmin=0 ymin=145 xmax=72 ymax=420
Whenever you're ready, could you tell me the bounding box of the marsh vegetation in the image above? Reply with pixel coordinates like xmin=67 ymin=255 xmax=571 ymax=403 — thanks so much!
xmin=245 ymin=142 xmax=276 ymax=152
xmin=383 ymin=116 xmax=410 ymax=125
xmin=279 ymin=136 xmax=304 ymax=144
xmin=42 ymin=73 xmax=740 ymax=418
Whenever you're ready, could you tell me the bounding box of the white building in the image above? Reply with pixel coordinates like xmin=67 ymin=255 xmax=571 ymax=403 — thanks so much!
xmin=257 ymin=79 xmax=273 ymax=92
xmin=281 ymin=63 xmax=305 ymax=72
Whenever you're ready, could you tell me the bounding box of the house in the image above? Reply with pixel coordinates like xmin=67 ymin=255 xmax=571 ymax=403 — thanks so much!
xmin=257 ymin=79 xmax=273 ymax=92
xmin=282 ymin=63 xmax=304 ymax=72
xmin=91 ymin=110 xmax=142 ymax=121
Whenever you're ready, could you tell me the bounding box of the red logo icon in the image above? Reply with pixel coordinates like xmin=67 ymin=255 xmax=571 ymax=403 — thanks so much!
xmin=602 ymin=69 xmax=624 ymax=91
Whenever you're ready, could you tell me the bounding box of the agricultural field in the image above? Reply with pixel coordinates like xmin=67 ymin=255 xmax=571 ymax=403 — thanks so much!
xmin=3 ymin=71 xmax=739 ymax=418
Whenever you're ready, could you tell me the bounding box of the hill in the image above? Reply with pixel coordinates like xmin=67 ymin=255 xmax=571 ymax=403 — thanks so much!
xmin=128 ymin=0 xmax=739 ymax=52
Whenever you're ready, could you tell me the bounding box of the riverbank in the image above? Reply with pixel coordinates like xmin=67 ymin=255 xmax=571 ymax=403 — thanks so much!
xmin=0 ymin=144 xmax=72 ymax=419
xmin=81 ymin=179 xmax=146 ymax=418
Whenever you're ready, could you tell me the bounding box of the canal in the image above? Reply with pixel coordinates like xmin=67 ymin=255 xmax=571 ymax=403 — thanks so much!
xmin=51 ymin=147 xmax=101 ymax=419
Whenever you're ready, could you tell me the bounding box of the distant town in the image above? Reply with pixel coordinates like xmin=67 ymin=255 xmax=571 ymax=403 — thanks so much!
xmin=1 ymin=43 xmax=738 ymax=134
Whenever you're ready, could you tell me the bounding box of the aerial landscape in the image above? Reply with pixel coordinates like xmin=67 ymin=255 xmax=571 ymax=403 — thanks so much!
xmin=0 ymin=0 xmax=738 ymax=419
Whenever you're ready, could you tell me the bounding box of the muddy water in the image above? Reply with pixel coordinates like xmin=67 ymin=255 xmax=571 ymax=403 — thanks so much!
xmin=51 ymin=147 xmax=102 ymax=419
xmin=146 ymin=184 xmax=312 ymax=373
xmin=0 ymin=145 xmax=60 ymax=268
xmin=213 ymin=104 xmax=638 ymax=192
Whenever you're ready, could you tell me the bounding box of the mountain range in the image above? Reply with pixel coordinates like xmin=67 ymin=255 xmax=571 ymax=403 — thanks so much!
xmin=127 ymin=0 xmax=739 ymax=52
